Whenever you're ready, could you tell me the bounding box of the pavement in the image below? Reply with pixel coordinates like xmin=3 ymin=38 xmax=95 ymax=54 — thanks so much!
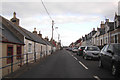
xmin=2 ymin=49 xmax=120 ymax=80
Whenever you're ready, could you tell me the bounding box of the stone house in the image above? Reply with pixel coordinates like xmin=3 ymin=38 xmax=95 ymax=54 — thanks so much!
xmin=0 ymin=12 xmax=52 ymax=77
xmin=0 ymin=16 xmax=24 ymax=77
xmin=81 ymin=28 xmax=96 ymax=46
xmin=10 ymin=12 xmax=48 ymax=63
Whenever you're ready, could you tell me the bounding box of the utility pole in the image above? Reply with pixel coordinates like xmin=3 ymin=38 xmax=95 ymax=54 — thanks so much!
xmin=52 ymin=20 xmax=54 ymax=41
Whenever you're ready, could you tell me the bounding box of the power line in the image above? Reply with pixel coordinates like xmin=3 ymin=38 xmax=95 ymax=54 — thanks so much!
xmin=41 ymin=0 xmax=53 ymax=20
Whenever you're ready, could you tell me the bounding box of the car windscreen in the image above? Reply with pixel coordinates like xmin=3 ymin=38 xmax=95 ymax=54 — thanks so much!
xmin=74 ymin=47 xmax=78 ymax=49
xmin=113 ymin=44 xmax=120 ymax=55
xmin=87 ymin=47 xmax=100 ymax=51
xmin=81 ymin=47 xmax=85 ymax=50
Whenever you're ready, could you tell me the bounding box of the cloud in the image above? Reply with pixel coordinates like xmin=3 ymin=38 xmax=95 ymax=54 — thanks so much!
xmin=1 ymin=1 xmax=119 ymax=46
xmin=2 ymin=0 xmax=119 ymax=2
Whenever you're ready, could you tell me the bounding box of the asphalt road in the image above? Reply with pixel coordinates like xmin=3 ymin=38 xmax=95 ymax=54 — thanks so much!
xmin=16 ymin=49 xmax=120 ymax=79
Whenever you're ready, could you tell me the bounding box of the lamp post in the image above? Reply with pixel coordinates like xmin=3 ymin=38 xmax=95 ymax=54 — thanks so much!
xmin=52 ymin=20 xmax=54 ymax=41
xmin=55 ymin=27 xmax=60 ymax=42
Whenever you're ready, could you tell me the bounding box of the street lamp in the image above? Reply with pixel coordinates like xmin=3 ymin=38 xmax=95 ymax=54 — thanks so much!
xmin=55 ymin=27 xmax=60 ymax=42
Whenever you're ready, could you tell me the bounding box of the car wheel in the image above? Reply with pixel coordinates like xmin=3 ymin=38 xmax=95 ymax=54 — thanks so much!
xmin=112 ymin=64 xmax=118 ymax=76
xmin=98 ymin=59 xmax=103 ymax=68
xmin=84 ymin=55 xmax=87 ymax=60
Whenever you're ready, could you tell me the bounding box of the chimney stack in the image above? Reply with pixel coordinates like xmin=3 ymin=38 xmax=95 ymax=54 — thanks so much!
xmin=45 ymin=36 xmax=49 ymax=41
xmin=10 ymin=12 xmax=19 ymax=26
xmin=100 ymin=21 xmax=105 ymax=29
xmin=105 ymin=19 xmax=109 ymax=23
xmin=38 ymin=31 xmax=42 ymax=38
xmin=33 ymin=28 xmax=37 ymax=34
xmin=93 ymin=28 xmax=95 ymax=31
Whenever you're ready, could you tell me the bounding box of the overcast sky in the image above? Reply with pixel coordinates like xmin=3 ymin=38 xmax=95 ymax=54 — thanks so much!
xmin=1 ymin=0 xmax=119 ymax=46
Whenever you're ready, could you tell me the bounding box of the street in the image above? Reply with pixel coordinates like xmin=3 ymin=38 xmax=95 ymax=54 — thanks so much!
xmin=10 ymin=49 xmax=119 ymax=79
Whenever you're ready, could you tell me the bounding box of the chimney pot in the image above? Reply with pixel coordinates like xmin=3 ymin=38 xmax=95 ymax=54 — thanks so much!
xmin=105 ymin=19 xmax=109 ymax=23
xmin=93 ymin=28 xmax=95 ymax=31
xmin=13 ymin=12 xmax=16 ymax=18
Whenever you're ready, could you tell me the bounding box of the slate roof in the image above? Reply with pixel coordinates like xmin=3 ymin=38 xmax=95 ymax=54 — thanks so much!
xmin=19 ymin=27 xmax=47 ymax=45
xmin=44 ymin=39 xmax=52 ymax=46
xmin=0 ymin=16 xmax=48 ymax=45
xmin=0 ymin=21 xmax=24 ymax=45
xmin=107 ymin=22 xmax=114 ymax=32
xmin=97 ymin=28 xmax=105 ymax=36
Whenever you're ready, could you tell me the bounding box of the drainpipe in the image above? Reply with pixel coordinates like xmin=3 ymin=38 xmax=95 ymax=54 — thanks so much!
xmin=34 ymin=42 xmax=36 ymax=62
xmin=46 ymin=45 xmax=47 ymax=56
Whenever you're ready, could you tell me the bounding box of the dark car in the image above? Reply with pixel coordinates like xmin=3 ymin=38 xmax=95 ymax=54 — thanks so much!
xmin=77 ymin=46 xmax=85 ymax=56
xmin=83 ymin=46 xmax=100 ymax=60
xmin=98 ymin=43 xmax=120 ymax=76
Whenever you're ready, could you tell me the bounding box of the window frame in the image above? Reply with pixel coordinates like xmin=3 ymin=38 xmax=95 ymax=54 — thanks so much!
xmin=28 ymin=43 xmax=32 ymax=53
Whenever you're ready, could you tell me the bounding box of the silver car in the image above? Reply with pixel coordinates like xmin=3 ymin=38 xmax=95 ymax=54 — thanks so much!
xmin=83 ymin=46 xmax=100 ymax=60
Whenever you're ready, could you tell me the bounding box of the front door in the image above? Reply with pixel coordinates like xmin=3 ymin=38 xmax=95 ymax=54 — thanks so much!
xmin=7 ymin=45 xmax=13 ymax=64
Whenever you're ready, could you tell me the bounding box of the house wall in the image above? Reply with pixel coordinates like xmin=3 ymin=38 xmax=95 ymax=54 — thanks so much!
xmin=35 ymin=43 xmax=42 ymax=59
xmin=0 ymin=43 xmax=2 ymax=79
xmin=47 ymin=45 xmax=52 ymax=55
xmin=91 ymin=28 xmax=120 ymax=47
xmin=81 ymin=41 xmax=86 ymax=46
xmin=86 ymin=39 xmax=91 ymax=46
xmin=110 ymin=28 xmax=120 ymax=43
xmin=24 ymin=39 xmax=48 ymax=63
xmin=24 ymin=39 xmax=35 ymax=63
xmin=100 ymin=35 xmax=104 ymax=46
xmin=41 ymin=44 xmax=47 ymax=57
xmin=2 ymin=43 xmax=24 ymax=77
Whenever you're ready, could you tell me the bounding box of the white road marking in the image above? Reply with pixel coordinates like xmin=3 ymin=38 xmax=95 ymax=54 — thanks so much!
xmin=78 ymin=61 xmax=88 ymax=70
xmin=68 ymin=51 xmax=88 ymax=70
xmin=93 ymin=76 xmax=101 ymax=80
xmin=73 ymin=57 xmax=78 ymax=60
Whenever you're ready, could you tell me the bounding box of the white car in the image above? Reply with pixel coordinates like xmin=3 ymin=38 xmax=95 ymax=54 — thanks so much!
xmin=83 ymin=46 xmax=100 ymax=60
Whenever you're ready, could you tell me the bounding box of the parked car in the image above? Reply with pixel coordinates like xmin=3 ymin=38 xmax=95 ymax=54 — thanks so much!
xmin=72 ymin=47 xmax=78 ymax=53
xmin=98 ymin=43 xmax=120 ymax=76
xmin=77 ymin=46 xmax=85 ymax=56
xmin=83 ymin=46 xmax=100 ymax=60
xmin=69 ymin=47 xmax=73 ymax=51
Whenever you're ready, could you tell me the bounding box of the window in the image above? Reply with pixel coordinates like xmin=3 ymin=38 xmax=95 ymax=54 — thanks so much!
xmin=87 ymin=47 xmax=100 ymax=51
xmin=16 ymin=45 xmax=22 ymax=59
xmin=28 ymin=43 xmax=32 ymax=52
xmin=7 ymin=45 xmax=13 ymax=64
xmin=114 ymin=35 xmax=118 ymax=43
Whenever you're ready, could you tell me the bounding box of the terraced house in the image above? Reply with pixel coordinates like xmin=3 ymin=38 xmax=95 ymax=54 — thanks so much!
xmin=80 ymin=13 xmax=120 ymax=49
xmin=0 ymin=12 xmax=53 ymax=77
